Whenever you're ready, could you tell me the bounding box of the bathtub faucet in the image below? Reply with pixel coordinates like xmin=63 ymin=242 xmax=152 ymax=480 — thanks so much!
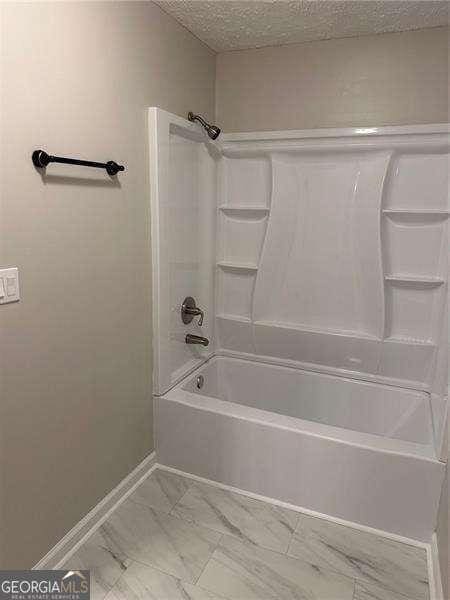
xmin=185 ymin=334 xmax=209 ymax=347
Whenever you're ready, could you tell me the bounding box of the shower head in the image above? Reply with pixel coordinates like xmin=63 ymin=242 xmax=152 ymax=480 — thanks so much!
xmin=188 ymin=112 xmax=221 ymax=140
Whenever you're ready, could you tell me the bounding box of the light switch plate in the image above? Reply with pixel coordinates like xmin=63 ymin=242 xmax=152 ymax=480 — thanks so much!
xmin=0 ymin=267 xmax=20 ymax=304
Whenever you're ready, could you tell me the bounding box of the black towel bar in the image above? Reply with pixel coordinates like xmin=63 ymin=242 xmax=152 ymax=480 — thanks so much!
xmin=32 ymin=149 xmax=125 ymax=176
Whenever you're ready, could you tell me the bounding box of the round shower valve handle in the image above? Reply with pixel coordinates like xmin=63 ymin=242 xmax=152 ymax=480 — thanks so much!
xmin=181 ymin=296 xmax=204 ymax=326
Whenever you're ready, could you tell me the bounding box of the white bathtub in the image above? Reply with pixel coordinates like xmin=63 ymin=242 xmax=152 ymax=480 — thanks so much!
xmin=155 ymin=356 xmax=444 ymax=541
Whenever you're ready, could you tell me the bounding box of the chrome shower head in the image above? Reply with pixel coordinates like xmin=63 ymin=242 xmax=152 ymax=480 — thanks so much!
xmin=188 ymin=112 xmax=221 ymax=140
xmin=206 ymin=124 xmax=221 ymax=140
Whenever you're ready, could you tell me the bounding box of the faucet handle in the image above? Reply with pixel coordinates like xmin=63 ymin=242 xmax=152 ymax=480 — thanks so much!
xmin=181 ymin=297 xmax=205 ymax=327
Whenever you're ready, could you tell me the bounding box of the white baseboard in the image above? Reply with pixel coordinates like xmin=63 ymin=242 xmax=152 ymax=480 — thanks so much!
xmin=34 ymin=451 xmax=157 ymax=569
xmin=429 ymin=533 xmax=444 ymax=600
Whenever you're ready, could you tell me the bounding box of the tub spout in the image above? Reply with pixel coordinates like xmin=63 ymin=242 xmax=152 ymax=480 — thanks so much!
xmin=185 ymin=334 xmax=209 ymax=347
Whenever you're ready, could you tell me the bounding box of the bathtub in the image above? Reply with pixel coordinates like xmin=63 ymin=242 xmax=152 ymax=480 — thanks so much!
xmin=155 ymin=356 xmax=445 ymax=541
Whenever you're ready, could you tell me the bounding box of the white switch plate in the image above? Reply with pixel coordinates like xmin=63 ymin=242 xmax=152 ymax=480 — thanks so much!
xmin=0 ymin=267 xmax=20 ymax=304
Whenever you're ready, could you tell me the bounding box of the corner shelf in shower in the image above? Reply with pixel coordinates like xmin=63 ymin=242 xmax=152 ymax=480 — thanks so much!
xmin=216 ymin=314 xmax=252 ymax=323
xmin=219 ymin=205 xmax=270 ymax=216
xmin=217 ymin=261 xmax=259 ymax=272
xmin=253 ymin=319 xmax=380 ymax=341
xmin=382 ymin=209 xmax=449 ymax=221
xmin=384 ymin=275 xmax=445 ymax=287
xmin=384 ymin=336 xmax=436 ymax=347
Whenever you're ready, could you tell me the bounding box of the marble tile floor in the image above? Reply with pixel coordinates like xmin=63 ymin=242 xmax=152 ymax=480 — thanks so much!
xmin=63 ymin=468 xmax=430 ymax=600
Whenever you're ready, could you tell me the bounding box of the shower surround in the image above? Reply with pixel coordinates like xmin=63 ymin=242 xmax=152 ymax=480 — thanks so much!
xmin=149 ymin=108 xmax=448 ymax=541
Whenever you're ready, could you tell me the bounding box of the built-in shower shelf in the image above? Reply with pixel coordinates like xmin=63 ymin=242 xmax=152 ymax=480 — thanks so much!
xmin=382 ymin=209 xmax=449 ymax=221
xmin=385 ymin=336 xmax=435 ymax=347
xmin=217 ymin=314 xmax=252 ymax=323
xmin=219 ymin=205 xmax=270 ymax=215
xmin=384 ymin=275 xmax=445 ymax=287
xmin=217 ymin=261 xmax=258 ymax=271
xmin=254 ymin=319 xmax=379 ymax=341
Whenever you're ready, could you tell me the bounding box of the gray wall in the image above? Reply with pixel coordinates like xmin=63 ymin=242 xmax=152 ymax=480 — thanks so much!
xmin=0 ymin=1 xmax=215 ymax=568
xmin=216 ymin=27 xmax=449 ymax=132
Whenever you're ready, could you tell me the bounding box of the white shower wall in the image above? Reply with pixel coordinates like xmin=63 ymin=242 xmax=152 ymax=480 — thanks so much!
xmin=217 ymin=130 xmax=447 ymax=381
xmin=149 ymin=110 xmax=217 ymax=394
xmin=149 ymin=110 xmax=448 ymax=455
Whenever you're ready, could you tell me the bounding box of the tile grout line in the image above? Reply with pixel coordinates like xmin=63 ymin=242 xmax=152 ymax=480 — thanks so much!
xmin=285 ymin=533 xmax=295 ymax=558
xmin=168 ymin=477 xmax=197 ymax=516
xmin=353 ymin=580 xmax=426 ymax=600
xmin=285 ymin=511 xmax=305 ymax=558
xmin=283 ymin=512 xmax=302 ymax=556
xmin=193 ymin=533 xmax=225 ymax=586
xmin=130 ymin=556 xmax=215 ymax=588
xmin=127 ymin=468 xmax=199 ymax=519
xmin=99 ymin=557 xmax=132 ymax=600
xmin=106 ymin=555 xmax=221 ymax=598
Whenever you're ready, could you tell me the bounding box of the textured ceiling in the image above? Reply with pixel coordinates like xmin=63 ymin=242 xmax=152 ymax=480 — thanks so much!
xmin=155 ymin=1 xmax=449 ymax=52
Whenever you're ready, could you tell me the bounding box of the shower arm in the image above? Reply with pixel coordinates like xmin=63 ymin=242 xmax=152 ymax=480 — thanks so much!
xmin=188 ymin=112 xmax=208 ymax=129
